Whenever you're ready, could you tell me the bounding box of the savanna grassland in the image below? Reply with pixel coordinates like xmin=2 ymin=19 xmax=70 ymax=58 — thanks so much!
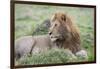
xmin=15 ymin=4 xmax=95 ymax=65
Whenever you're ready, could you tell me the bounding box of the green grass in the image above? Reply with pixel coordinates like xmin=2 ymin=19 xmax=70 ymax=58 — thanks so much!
xmin=16 ymin=49 xmax=86 ymax=65
xmin=15 ymin=4 xmax=95 ymax=65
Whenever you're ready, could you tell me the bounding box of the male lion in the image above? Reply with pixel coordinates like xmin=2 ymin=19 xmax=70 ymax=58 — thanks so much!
xmin=49 ymin=12 xmax=87 ymax=58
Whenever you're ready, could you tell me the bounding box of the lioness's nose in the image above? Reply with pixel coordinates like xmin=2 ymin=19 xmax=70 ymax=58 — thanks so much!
xmin=49 ymin=32 xmax=52 ymax=35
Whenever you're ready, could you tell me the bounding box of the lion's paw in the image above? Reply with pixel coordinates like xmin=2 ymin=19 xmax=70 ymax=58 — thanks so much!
xmin=75 ymin=50 xmax=88 ymax=60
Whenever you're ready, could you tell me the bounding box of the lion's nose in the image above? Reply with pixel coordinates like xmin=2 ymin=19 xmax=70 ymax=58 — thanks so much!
xmin=49 ymin=32 xmax=52 ymax=35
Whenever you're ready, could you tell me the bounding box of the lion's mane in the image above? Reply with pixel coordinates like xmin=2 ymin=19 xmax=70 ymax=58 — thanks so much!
xmin=50 ymin=12 xmax=81 ymax=54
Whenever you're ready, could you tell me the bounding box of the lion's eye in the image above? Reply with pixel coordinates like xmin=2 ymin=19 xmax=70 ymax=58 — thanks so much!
xmin=55 ymin=24 xmax=57 ymax=26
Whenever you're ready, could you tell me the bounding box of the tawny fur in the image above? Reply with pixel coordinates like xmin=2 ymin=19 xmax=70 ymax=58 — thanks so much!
xmin=15 ymin=35 xmax=57 ymax=59
xmin=49 ymin=12 xmax=81 ymax=54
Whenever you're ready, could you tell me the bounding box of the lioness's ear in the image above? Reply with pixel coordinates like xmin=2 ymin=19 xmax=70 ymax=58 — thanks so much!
xmin=61 ymin=14 xmax=66 ymax=21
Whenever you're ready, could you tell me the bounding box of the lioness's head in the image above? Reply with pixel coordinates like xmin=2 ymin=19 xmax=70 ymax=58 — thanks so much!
xmin=49 ymin=12 xmax=71 ymax=42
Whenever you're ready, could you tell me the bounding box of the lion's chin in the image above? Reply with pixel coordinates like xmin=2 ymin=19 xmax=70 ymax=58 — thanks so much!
xmin=50 ymin=35 xmax=63 ymax=42
xmin=51 ymin=37 xmax=58 ymax=42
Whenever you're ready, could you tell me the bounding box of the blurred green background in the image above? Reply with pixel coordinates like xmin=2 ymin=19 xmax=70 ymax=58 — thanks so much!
xmin=15 ymin=4 xmax=95 ymax=65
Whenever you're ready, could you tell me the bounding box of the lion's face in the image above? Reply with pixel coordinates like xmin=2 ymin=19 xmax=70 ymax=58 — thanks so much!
xmin=49 ymin=13 xmax=69 ymax=42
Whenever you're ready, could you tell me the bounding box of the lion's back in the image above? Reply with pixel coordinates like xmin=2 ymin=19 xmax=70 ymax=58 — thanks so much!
xmin=32 ymin=35 xmax=52 ymax=54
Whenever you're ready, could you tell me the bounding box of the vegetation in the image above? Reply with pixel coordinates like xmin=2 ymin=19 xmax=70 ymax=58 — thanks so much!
xmin=15 ymin=4 xmax=95 ymax=65
xmin=16 ymin=49 xmax=87 ymax=65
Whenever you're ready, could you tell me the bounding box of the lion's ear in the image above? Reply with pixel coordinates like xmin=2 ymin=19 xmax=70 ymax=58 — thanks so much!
xmin=51 ymin=14 xmax=57 ymax=21
xmin=61 ymin=14 xmax=66 ymax=22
